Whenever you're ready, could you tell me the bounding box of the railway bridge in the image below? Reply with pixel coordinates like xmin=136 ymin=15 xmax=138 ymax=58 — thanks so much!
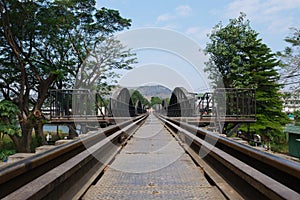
xmin=48 ymin=87 xmax=256 ymax=135
xmin=0 ymin=87 xmax=299 ymax=200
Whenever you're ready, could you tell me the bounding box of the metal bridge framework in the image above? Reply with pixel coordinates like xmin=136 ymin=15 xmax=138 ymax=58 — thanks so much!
xmin=167 ymin=87 xmax=195 ymax=117
xmin=166 ymin=87 xmax=256 ymax=119
xmin=162 ymin=87 xmax=256 ymax=135
xmin=49 ymin=88 xmax=146 ymax=121
xmin=48 ymin=87 xmax=256 ymax=136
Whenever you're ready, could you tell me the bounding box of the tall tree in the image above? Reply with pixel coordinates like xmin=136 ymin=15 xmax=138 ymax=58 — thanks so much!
xmin=278 ymin=28 xmax=300 ymax=91
xmin=205 ymin=13 xmax=289 ymax=140
xmin=150 ymin=96 xmax=162 ymax=107
xmin=0 ymin=0 xmax=134 ymax=152
xmin=130 ymin=90 xmax=150 ymax=107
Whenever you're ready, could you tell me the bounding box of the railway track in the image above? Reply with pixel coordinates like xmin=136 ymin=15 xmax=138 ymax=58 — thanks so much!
xmin=157 ymin=114 xmax=300 ymax=199
xmin=0 ymin=114 xmax=148 ymax=200
xmin=1 ymin=113 xmax=299 ymax=199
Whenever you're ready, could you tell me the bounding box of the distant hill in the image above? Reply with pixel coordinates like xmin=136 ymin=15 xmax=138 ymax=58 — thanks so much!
xmin=130 ymin=85 xmax=172 ymax=100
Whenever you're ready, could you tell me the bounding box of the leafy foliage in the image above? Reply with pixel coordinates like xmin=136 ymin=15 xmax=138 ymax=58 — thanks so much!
xmin=0 ymin=100 xmax=21 ymax=136
xmin=130 ymin=90 xmax=150 ymax=107
xmin=0 ymin=0 xmax=134 ymax=152
xmin=205 ymin=13 xmax=290 ymax=140
xmin=0 ymin=149 xmax=16 ymax=160
xmin=151 ymin=96 xmax=162 ymax=107
xmin=294 ymin=110 xmax=300 ymax=120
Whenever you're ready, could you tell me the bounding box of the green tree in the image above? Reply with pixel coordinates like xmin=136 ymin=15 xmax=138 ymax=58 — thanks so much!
xmin=295 ymin=110 xmax=300 ymax=119
xmin=0 ymin=0 xmax=134 ymax=152
xmin=0 ymin=99 xmax=18 ymax=159
xmin=294 ymin=110 xmax=300 ymax=125
xmin=150 ymin=96 xmax=162 ymax=107
xmin=205 ymin=13 xmax=289 ymax=140
xmin=0 ymin=100 xmax=20 ymax=137
xmin=130 ymin=90 xmax=150 ymax=107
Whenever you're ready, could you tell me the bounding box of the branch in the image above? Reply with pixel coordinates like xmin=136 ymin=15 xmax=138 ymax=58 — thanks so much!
xmin=68 ymin=30 xmax=85 ymax=63
xmin=0 ymin=2 xmax=28 ymax=109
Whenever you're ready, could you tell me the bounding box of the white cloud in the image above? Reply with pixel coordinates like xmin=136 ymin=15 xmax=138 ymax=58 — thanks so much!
xmin=185 ymin=27 xmax=211 ymax=38
xmin=267 ymin=16 xmax=294 ymax=33
xmin=225 ymin=0 xmax=300 ymax=18
xmin=185 ymin=27 xmax=201 ymax=35
xmin=185 ymin=27 xmax=212 ymax=48
xmin=225 ymin=0 xmax=260 ymax=18
xmin=223 ymin=0 xmax=300 ymax=33
xmin=162 ymin=23 xmax=180 ymax=30
xmin=157 ymin=13 xmax=176 ymax=22
xmin=175 ymin=5 xmax=192 ymax=16
xmin=264 ymin=0 xmax=300 ymax=14
xmin=156 ymin=4 xmax=192 ymax=23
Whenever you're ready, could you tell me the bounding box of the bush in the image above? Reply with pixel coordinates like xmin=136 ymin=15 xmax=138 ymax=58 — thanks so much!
xmin=0 ymin=149 xmax=16 ymax=161
xmin=294 ymin=110 xmax=300 ymax=120
xmin=270 ymin=142 xmax=289 ymax=154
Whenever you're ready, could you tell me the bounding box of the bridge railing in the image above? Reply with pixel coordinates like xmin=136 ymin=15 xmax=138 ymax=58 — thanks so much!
xmin=204 ymin=88 xmax=256 ymax=119
xmin=48 ymin=88 xmax=142 ymax=120
xmin=49 ymin=89 xmax=110 ymax=119
xmin=165 ymin=88 xmax=256 ymax=120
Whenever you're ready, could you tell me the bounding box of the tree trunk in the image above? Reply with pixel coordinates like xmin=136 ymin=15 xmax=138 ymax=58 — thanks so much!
xmin=0 ymin=133 xmax=3 ymax=149
xmin=68 ymin=123 xmax=78 ymax=139
xmin=10 ymin=120 xmax=33 ymax=153
xmin=34 ymin=119 xmax=46 ymax=145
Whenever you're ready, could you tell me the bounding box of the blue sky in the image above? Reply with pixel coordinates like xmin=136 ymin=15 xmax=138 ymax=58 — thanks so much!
xmin=97 ymin=0 xmax=300 ymax=51
xmin=96 ymin=0 xmax=300 ymax=92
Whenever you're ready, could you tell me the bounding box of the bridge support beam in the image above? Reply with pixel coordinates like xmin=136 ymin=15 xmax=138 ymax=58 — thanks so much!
xmin=167 ymin=87 xmax=195 ymax=117
xmin=109 ymin=88 xmax=135 ymax=118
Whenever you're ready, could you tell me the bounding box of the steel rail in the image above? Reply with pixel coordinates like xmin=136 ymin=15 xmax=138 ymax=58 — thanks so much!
xmin=157 ymin=114 xmax=300 ymax=200
xmin=0 ymin=114 xmax=148 ymax=199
